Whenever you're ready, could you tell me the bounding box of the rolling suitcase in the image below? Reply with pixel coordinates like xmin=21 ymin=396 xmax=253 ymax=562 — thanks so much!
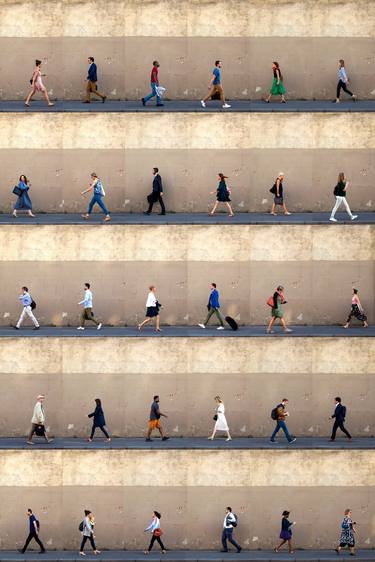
xmin=225 ymin=316 xmax=238 ymax=331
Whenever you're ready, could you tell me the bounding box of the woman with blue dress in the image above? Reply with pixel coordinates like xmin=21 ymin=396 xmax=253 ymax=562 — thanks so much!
xmin=13 ymin=175 xmax=35 ymax=218
xmin=274 ymin=510 xmax=295 ymax=553
xmin=209 ymin=173 xmax=234 ymax=216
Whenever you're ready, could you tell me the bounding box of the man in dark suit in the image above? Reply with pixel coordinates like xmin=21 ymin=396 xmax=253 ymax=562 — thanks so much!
xmin=144 ymin=167 xmax=166 ymax=215
xmin=330 ymin=396 xmax=352 ymax=441
xmin=84 ymin=56 xmax=106 ymax=103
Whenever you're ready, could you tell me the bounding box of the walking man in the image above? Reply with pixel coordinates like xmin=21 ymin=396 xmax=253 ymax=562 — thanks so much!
xmin=144 ymin=167 xmax=166 ymax=215
xmin=19 ymin=509 xmax=45 ymax=553
xmin=14 ymin=286 xmax=39 ymax=330
xmin=198 ymin=283 xmax=225 ymax=330
xmin=221 ymin=507 xmax=241 ymax=553
xmin=201 ymin=61 xmax=231 ymax=109
xmin=142 ymin=61 xmax=164 ymax=107
xmin=146 ymin=395 xmax=169 ymax=442
xmin=27 ymin=394 xmax=52 ymax=445
xmin=270 ymin=399 xmax=296 ymax=444
xmin=84 ymin=57 xmax=106 ymax=103
xmin=77 ymin=283 xmax=102 ymax=331
xmin=330 ymin=397 xmax=352 ymax=441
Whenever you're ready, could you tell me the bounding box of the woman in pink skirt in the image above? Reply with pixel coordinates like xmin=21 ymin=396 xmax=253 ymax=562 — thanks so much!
xmin=25 ymin=60 xmax=54 ymax=107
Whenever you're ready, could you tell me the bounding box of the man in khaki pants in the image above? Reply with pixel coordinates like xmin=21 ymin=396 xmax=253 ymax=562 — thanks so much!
xmin=84 ymin=57 xmax=107 ymax=103
xmin=27 ymin=394 xmax=53 ymax=445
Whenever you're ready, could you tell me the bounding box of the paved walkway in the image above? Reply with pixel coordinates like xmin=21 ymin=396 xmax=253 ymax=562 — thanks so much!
xmin=2 ymin=213 xmax=374 ymax=225
xmin=0 ymin=550 xmax=373 ymax=561
xmin=1 ymin=326 xmax=373 ymax=338
xmin=0 ymin=437 xmax=372 ymax=450
xmin=0 ymin=100 xmax=373 ymax=113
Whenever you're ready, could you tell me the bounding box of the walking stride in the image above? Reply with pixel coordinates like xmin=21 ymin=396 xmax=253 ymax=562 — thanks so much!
xmin=209 ymin=173 xmax=234 ymax=216
xmin=14 ymin=286 xmax=39 ymax=330
xmin=84 ymin=57 xmax=106 ymax=103
xmin=25 ymin=59 xmax=54 ymax=107
xmin=144 ymin=168 xmax=166 ymax=215
xmin=138 ymin=286 xmax=163 ymax=332
xmin=77 ymin=283 xmax=102 ymax=331
xmin=221 ymin=507 xmax=241 ymax=553
xmin=335 ymin=509 xmax=356 ymax=556
xmin=19 ymin=509 xmax=45 ymax=554
xmin=264 ymin=62 xmax=286 ymax=103
xmin=144 ymin=511 xmax=166 ymax=554
xmin=145 ymin=395 xmax=169 ymax=442
xmin=329 ymin=173 xmax=357 ymax=222
xmin=334 ymin=60 xmax=356 ymax=103
xmin=79 ymin=510 xmax=100 ymax=556
xmin=343 ymin=288 xmax=368 ymax=328
xmin=88 ymin=398 xmax=111 ymax=442
xmin=201 ymin=61 xmax=231 ymax=109
xmin=266 ymin=285 xmax=292 ymax=334
xmin=198 ymin=283 xmax=225 ymax=330
xmin=274 ymin=511 xmax=295 ymax=553
xmin=27 ymin=394 xmax=53 ymax=445
xmin=330 ymin=397 xmax=352 ymax=441
xmin=209 ymin=396 xmax=232 ymax=441
xmin=81 ymin=173 xmax=111 ymax=222
xmin=270 ymin=399 xmax=296 ymax=444
xmin=13 ymin=175 xmax=35 ymax=218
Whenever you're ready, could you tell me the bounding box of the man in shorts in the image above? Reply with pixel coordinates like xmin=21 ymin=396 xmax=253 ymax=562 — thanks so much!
xmin=146 ymin=395 xmax=169 ymax=441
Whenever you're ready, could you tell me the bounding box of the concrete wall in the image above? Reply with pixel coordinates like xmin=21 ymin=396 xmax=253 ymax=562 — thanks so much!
xmin=0 ymin=337 xmax=373 ymax=437
xmin=0 ymin=113 xmax=374 ymax=213
xmin=0 ymin=1 xmax=374 ymax=100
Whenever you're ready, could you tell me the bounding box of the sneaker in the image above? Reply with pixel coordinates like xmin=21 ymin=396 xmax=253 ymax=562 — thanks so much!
xmin=329 ymin=217 xmax=337 ymax=222
xmin=288 ymin=438 xmax=297 ymax=444
xmin=13 ymin=326 xmax=19 ymax=330
xmin=33 ymin=326 xmax=40 ymax=330
xmin=77 ymin=326 xmax=85 ymax=330
xmin=156 ymin=103 xmax=164 ymax=107
xmin=200 ymin=100 xmax=206 ymax=108
xmin=351 ymin=215 xmax=358 ymax=221
xmin=217 ymin=326 xmax=225 ymax=330
xmin=198 ymin=324 xmax=206 ymax=329
xmin=222 ymin=103 xmax=231 ymax=108
xmin=97 ymin=323 xmax=102 ymax=330
xmin=284 ymin=328 xmax=293 ymax=333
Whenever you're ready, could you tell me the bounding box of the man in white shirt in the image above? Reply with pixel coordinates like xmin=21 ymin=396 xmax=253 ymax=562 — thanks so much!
xmin=77 ymin=282 xmax=102 ymax=330
xmin=14 ymin=286 xmax=39 ymax=330
xmin=221 ymin=507 xmax=241 ymax=553
xmin=27 ymin=394 xmax=53 ymax=444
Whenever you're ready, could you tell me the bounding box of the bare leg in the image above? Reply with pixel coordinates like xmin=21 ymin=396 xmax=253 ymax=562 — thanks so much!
xmin=208 ymin=428 xmax=216 ymax=440
xmin=157 ymin=426 xmax=165 ymax=438
xmin=281 ymin=94 xmax=287 ymax=103
xmin=138 ymin=317 xmax=151 ymax=330
xmin=280 ymin=318 xmax=291 ymax=332
xmin=155 ymin=315 xmax=161 ymax=331
xmin=25 ymin=87 xmax=36 ymax=105
xmin=267 ymin=317 xmax=276 ymax=333
xmin=349 ymin=547 xmax=355 ymax=555
xmin=275 ymin=540 xmax=286 ymax=552
xmin=287 ymin=540 xmax=294 ymax=553
xmin=210 ymin=201 xmax=219 ymax=215
xmin=42 ymin=89 xmax=54 ymax=106
xmin=265 ymin=93 xmax=272 ymax=102
xmin=270 ymin=202 xmax=277 ymax=215
xmin=282 ymin=202 xmax=291 ymax=215
xmin=225 ymin=202 xmax=234 ymax=216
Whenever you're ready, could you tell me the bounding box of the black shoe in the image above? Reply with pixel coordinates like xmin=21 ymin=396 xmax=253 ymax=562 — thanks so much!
xmin=141 ymin=98 xmax=146 ymax=106
xmin=102 ymin=96 xmax=107 ymax=103
xmin=33 ymin=326 xmax=40 ymax=330
xmin=13 ymin=326 xmax=19 ymax=330
xmin=143 ymin=211 xmax=151 ymax=215
xmin=156 ymin=103 xmax=164 ymax=107
xmin=220 ymin=550 xmax=229 ymax=553
xmin=145 ymin=438 xmax=153 ymax=442
xmin=158 ymin=212 xmax=166 ymax=215
xmin=237 ymin=548 xmax=242 ymax=553
xmin=39 ymin=550 xmax=46 ymax=554
xmin=162 ymin=436 xmax=170 ymax=441
xmin=82 ymin=100 xmax=90 ymax=103
xmin=18 ymin=550 xmax=25 ymax=554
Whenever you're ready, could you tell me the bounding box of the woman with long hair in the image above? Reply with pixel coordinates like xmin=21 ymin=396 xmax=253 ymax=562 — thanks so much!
xmin=334 ymin=60 xmax=356 ymax=104
xmin=330 ymin=172 xmax=357 ymax=222
xmin=87 ymin=398 xmax=111 ymax=442
xmin=264 ymin=62 xmax=286 ymax=103
xmin=209 ymin=173 xmax=234 ymax=216
xmin=13 ymin=175 xmax=35 ymax=218
xmin=79 ymin=510 xmax=100 ymax=556
xmin=25 ymin=60 xmax=54 ymax=107
xmin=275 ymin=510 xmax=295 ymax=553
xmin=344 ymin=289 xmax=368 ymax=328
xmin=138 ymin=286 xmax=162 ymax=332
xmin=144 ymin=511 xmax=166 ymax=554
xmin=208 ymin=396 xmax=231 ymax=441
xmin=269 ymin=172 xmax=291 ymax=216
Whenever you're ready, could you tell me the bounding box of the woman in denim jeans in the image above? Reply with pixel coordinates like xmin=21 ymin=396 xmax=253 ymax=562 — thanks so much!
xmin=81 ymin=173 xmax=111 ymax=222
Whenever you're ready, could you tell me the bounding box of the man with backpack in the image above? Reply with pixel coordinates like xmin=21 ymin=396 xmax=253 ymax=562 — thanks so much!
xmin=330 ymin=397 xmax=352 ymax=441
xmin=19 ymin=509 xmax=45 ymax=553
xmin=221 ymin=507 xmax=241 ymax=553
xmin=270 ymin=398 xmax=296 ymax=444
xmin=14 ymin=286 xmax=39 ymax=330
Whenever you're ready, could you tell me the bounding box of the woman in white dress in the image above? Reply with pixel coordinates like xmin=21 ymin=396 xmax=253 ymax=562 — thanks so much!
xmin=208 ymin=396 xmax=231 ymax=441
xmin=138 ymin=286 xmax=162 ymax=332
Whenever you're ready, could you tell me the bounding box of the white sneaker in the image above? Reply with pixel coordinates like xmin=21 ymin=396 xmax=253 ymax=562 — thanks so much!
xmin=329 ymin=217 xmax=337 ymax=222
xmin=351 ymin=215 xmax=358 ymax=221
xmin=97 ymin=323 xmax=102 ymax=330
xmin=222 ymin=103 xmax=231 ymax=108
xmin=217 ymin=326 xmax=225 ymax=330
xmin=198 ymin=323 xmax=206 ymax=329
xmin=200 ymin=100 xmax=206 ymax=108
xmin=77 ymin=326 xmax=84 ymax=330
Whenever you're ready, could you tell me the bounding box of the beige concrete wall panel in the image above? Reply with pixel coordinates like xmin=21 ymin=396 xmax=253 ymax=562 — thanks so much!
xmin=0 ymin=0 xmax=63 ymax=37
xmin=313 ymin=225 xmax=374 ymax=261
xmin=0 ymin=338 xmax=62 ymax=374
xmin=0 ymin=451 xmax=62 ymax=486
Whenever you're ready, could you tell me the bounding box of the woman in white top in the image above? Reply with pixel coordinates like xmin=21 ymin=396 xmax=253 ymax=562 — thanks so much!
xmin=138 ymin=286 xmax=162 ymax=332
xmin=209 ymin=396 xmax=232 ymax=441
xmin=334 ymin=59 xmax=356 ymax=103
xmin=144 ymin=510 xmax=166 ymax=554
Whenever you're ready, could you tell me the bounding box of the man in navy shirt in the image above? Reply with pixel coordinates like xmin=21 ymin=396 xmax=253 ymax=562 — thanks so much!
xmin=201 ymin=60 xmax=231 ymax=109
xmin=19 ymin=509 xmax=45 ymax=553
xmin=330 ymin=397 xmax=352 ymax=441
xmin=84 ymin=56 xmax=107 ymax=103
xmin=199 ymin=282 xmax=225 ymax=330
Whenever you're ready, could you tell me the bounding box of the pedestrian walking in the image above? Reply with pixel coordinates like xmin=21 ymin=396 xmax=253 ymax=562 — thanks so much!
xmin=79 ymin=510 xmax=100 ymax=556
xmin=77 ymin=283 xmax=102 ymax=331
xmin=344 ymin=289 xmax=368 ymax=328
xmin=200 ymin=61 xmax=231 ymax=109
xmin=274 ymin=511 xmax=295 ymax=553
xmin=81 ymin=173 xmax=111 ymax=222
xmin=144 ymin=168 xmax=166 ymax=215
xmin=25 ymin=59 xmax=54 ymax=107
xmin=329 ymin=173 xmax=358 ymax=222
xmin=27 ymin=394 xmax=53 ymax=445
xmin=270 ymin=398 xmax=296 ymax=444
xmin=330 ymin=397 xmax=352 ymax=441
xmin=266 ymin=285 xmax=292 ymax=334
xmin=88 ymin=399 xmax=111 ymax=442
xmin=84 ymin=57 xmax=106 ymax=104
xmin=144 ymin=511 xmax=166 ymax=554
xmin=334 ymin=60 xmax=357 ymax=103
xmin=221 ymin=507 xmax=241 ymax=553
xmin=269 ymin=173 xmax=291 ymax=216
xmin=13 ymin=175 xmax=35 ymax=218
xmin=198 ymin=283 xmax=225 ymax=330
xmin=335 ymin=509 xmax=356 ymax=556
xmin=145 ymin=395 xmax=169 ymax=442
xmin=142 ymin=61 xmax=164 ymax=107
xmin=209 ymin=173 xmax=234 ymax=216
xmin=209 ymin=396 xmax=232 ymax=441
xmin=14 ymin=286 xmax=39 ymax=330
xmin=19 ymin=509 xmax=45 ymax=554
xmin=264 ymin=62 xmax=286 ymax=104
xmin=138 ymin=286 xmax=162 ymax=332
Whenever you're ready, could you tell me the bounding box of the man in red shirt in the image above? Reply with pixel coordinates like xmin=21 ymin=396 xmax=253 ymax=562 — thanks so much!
xmin=142 ymin=61 xmax=164 ymax=107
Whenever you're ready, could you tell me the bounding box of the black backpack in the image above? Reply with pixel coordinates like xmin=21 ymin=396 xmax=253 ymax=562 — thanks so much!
xmin=31 ymin=299 xmax=36 ymax=310
xmin=79 ymin=521 xmax=84 ymax=532
xmin=271 ymin=406 xmax=279 ymax=420
xmin=36 ymin=519 xmax=40 ymax=531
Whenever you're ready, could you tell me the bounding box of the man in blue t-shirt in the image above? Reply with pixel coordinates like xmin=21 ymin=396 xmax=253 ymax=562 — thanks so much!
xmin=201 ymin=61 xmax=231 ymax=109
xmin=198 ymin=282 xmax=225 ymax=329
xmin=19 ymin=509 xmax=45 ymax=553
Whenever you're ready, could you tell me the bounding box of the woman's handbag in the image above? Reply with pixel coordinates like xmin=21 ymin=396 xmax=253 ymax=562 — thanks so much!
xmin=12 ymin=185 xmax=23 ymax=196
xmin=213 ymin=414 xmax=218 ymax=421
xmin=35 ymin=424 xmax=45 ymax=436
xmin=154 ymin=528 xmax=163 ymax=537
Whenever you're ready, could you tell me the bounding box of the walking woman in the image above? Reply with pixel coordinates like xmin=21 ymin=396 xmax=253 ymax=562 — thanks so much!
xmin=335 ymin=509 xmax=356 ymax=556
xmin=144 ymin=511 xmax=166 ymax=554
xmin=208 ymin=396 xmax=232 ymax=441
xmin=13 ymin=175 xmax=35 ymax=218
xmin=334 ymin=60 xmax=357 ymax=103
xmin=79 ymin=510 xmax=100 ymax=556
xmin=264 ymin=62 xmax=286 ymax=103
xmin=81 ymin=173 xmax=111 ymax=222
xmin=87 ymin=399 xmax=111 ymax=442
xmin=275 ymin=511 xmax=295 ymax=553
xmin=138 ymin=286 xmax=162 ymax=332
xmin=330 ymin=173 xmax=357 ymax=222
xmin=344 ymin=289 xmax=368 ymax=328
xmin=267 ymin=285 xmax=292 ymax=334
xmin=269 ymin=173 xmax=291 ymax=216
xmin=25 ymin=60 xmax=54 ymax=107
xmin=209 ymin=173 xmax=234 ymax=216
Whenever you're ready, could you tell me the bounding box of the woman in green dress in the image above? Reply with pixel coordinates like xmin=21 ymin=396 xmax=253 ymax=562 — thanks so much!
xmin=264 ymin=62 xmax=286 ymax=103
xmin=267 ymin=285 xmax=292 ymax=334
